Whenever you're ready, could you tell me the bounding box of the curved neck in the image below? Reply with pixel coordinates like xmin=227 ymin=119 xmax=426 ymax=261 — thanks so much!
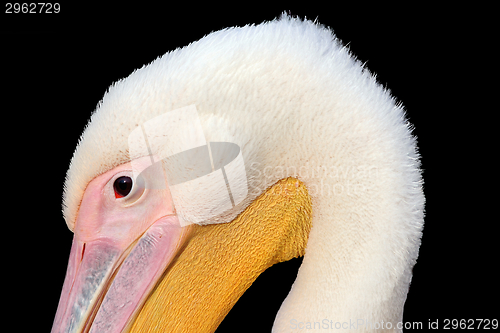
xmin=272 ymin=141 xmax=424 ymax=332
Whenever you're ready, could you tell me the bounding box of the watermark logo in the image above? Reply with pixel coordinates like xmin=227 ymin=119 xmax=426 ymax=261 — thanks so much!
xmin=128 ymin=105 xmax=248 ymax=226
xmin=248 ymin=162 xmax=379 ymax=198
xmin=290 ymin=318 xmax=423 ymax=330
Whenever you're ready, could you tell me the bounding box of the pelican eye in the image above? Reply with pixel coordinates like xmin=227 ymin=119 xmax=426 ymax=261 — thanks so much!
xmin=114 ymin=176 xmax=133 ymax=198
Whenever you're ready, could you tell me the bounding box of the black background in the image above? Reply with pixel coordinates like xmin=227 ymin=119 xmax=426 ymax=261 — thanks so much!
xmin=2 ymin=4 xmax=495 ymax=332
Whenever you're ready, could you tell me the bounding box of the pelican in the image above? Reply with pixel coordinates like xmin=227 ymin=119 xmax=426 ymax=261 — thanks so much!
xmin=52 ymin=15 xmax=424 ymax=333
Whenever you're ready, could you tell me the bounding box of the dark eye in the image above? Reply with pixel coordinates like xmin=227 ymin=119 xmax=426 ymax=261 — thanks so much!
xmin=114 ymin=176 xmax=133 ymax=198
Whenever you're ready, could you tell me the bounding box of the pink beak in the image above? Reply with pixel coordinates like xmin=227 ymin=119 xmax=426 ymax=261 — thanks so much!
xmin=51 ymin=161 xmax=186 ymax=333
xmin=51 ymin=216 xmax=184 ymax=333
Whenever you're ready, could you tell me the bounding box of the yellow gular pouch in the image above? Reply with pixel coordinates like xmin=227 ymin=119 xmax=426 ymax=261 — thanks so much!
xmin=129 ymin=177 xmax=313 ymax=333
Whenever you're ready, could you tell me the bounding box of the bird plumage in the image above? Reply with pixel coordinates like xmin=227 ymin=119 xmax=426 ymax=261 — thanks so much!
xmin=62 ymin=14 xmax=424 ymax=332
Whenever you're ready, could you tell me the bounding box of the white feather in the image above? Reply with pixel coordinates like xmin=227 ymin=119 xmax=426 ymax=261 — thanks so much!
xmin=63 ymin=15 xmax=424 ymax=332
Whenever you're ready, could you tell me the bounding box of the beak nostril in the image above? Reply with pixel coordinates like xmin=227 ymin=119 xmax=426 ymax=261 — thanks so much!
xmin=81 ymin=243 xmax=86 ymax=261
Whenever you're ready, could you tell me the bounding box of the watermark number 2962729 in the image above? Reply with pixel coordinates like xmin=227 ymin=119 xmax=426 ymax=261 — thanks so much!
xmin=5 ymin=3 xmax=60 ymax=13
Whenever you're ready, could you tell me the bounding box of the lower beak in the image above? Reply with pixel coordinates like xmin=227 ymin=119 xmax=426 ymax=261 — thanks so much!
xmin=51 ymin=215 xmax=187 ymax=333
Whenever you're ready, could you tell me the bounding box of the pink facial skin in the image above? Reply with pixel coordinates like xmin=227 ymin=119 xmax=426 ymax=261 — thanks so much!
xmin=51 ymin=159 xmax=187 ymax=333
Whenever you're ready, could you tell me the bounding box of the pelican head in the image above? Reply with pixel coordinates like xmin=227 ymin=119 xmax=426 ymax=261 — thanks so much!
xmin=52 ymin=15 xmax=424 ymax=333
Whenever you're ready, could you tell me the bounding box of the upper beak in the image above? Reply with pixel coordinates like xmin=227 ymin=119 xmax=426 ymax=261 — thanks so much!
xmin=51 ymin=215 xmax=187 ymax=333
